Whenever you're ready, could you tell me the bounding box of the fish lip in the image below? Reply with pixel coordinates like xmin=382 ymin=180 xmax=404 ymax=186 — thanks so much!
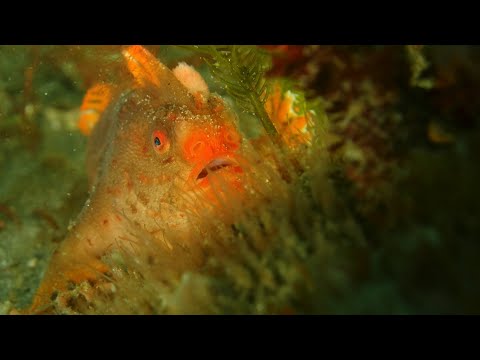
xmin=195 ymin=156 xmax=237 ymax=182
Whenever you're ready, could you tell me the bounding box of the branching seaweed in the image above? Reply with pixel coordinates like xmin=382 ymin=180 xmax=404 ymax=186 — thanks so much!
xmin=178 ymin=45 xmax=279 ymax=138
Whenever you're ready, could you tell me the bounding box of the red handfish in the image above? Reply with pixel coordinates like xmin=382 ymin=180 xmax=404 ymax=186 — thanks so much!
xmin=28 ymin=46 xmax=246 ymax=313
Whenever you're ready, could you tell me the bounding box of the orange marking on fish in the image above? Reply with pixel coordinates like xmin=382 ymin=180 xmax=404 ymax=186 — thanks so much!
xmin=213 ymin=103 xmax=224 ymax=113
xmin=124 ymin=171 xmax=134 ymax=191
xmin=137 ymin=173 xmax=151 ymax=185
xmin=106 ymin=186 xmax=122 ymax=197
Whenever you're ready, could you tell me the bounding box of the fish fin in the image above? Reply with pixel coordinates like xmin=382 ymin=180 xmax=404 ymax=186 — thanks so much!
xmin=122 ymin=45 xmax=163 ymax=87
xmin=78 ymin=83 xmax=112 ymax=136
xmin=28 ymin=258 xmax=109 ymax=314
xmin=122 ymin=45 xmax=196 ymax=109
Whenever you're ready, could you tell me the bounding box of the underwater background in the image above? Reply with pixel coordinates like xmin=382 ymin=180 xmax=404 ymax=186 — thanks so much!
xmin=0 ymin=45 xmax=479 ymax=314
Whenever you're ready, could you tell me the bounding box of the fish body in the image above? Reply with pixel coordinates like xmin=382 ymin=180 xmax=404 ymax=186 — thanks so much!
xmin=29 ymin=46 xmax=245 ymax=312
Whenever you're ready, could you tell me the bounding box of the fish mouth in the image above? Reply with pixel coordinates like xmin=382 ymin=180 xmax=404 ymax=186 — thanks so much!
xmin=196 ymin=157 xmax=236 ymax=182
xmin=188 ymin=155 xmax=244 ymax=189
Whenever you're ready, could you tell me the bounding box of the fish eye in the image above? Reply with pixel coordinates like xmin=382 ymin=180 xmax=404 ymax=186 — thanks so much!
xmin=152 ymin=130 xmax=170 ymax=154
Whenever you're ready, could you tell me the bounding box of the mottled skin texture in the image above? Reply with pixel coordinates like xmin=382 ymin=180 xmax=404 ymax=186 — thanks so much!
xmin=29 ymin=60 xmax=244 ymax=313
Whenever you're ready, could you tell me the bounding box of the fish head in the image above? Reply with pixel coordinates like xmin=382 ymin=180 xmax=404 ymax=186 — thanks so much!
xmin=103 ymin=50 xmax=247 ymax=234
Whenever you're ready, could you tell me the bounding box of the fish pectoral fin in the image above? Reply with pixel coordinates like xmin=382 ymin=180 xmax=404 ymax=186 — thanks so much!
xmin=27 ymin=259 xmax=110 ymax=314
xmin=78 ymin=83 xmax=113 ymax=136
